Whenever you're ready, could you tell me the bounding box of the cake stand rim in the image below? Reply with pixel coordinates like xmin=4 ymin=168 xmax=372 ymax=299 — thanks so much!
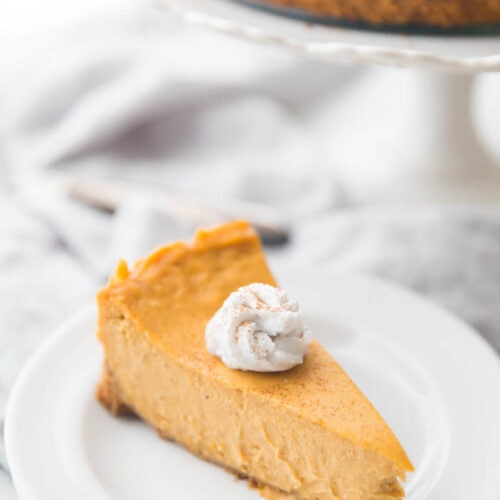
xmin=159 ymin=0 xmax=500 ymax=72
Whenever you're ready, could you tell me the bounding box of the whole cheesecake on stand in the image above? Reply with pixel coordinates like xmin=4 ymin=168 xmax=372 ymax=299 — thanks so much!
xmin=250 ymin=0 xmax=500 ymax=28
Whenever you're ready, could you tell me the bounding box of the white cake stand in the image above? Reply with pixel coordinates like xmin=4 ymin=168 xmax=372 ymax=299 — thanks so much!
xmin=160 ymin=0 xmax=500 ymax=203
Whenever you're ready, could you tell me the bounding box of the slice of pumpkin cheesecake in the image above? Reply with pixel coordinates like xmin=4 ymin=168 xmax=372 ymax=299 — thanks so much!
xmin=96 ymin=220 xmax=413 ymax=500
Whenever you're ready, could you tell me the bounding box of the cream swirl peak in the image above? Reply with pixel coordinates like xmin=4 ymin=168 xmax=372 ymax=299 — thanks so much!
xmin=205 ymin=283 xmax=311 ymax=372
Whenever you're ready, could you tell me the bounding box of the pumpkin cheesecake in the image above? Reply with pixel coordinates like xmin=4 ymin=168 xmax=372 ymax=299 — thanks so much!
xmin=250 ymin=0 xmax=500 ymax=28
xmin=96 ymin=221 xmax=413 ymax=500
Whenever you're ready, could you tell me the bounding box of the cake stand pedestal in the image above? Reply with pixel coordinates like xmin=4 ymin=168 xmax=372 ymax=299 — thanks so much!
xmin=159 ymin=0 xmax=500 ymax=204
xmin=319 ymin=68 xmax=500 ymax=203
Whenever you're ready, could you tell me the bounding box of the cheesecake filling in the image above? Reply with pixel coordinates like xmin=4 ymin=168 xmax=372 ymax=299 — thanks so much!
xmin=205 ymin=283 xmax=311 ymax=372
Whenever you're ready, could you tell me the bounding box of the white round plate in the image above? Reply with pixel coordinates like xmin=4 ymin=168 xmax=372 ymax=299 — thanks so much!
xmin=5 ymin=266 xmax=500 ymax=499
xmin=160 ymin=0 xmax=500 ymax=71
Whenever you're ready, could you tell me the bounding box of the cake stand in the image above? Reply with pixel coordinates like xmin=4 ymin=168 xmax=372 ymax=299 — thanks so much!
xmin=159 ymin=0 xmax=500 ymax=203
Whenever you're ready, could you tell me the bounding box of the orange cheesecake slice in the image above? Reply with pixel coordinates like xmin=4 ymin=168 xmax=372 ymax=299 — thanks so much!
xmin=96 ymin=221 xmax=413 ymax=500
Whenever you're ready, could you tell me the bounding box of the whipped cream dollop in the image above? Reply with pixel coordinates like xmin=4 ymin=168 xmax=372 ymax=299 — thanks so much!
xmin=205 ymin=283 xmax=312 ymax=372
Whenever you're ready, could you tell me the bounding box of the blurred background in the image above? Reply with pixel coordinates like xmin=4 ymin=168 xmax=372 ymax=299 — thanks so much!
xmin=1 ymin=0 xmax=500 ymax=493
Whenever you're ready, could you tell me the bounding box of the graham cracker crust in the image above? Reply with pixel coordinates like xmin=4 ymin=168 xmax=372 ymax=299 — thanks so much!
xmin=96 ymin=362 xmax=134 ymax=416
xmin=253 ymin=0 xmax=500 ymax=28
